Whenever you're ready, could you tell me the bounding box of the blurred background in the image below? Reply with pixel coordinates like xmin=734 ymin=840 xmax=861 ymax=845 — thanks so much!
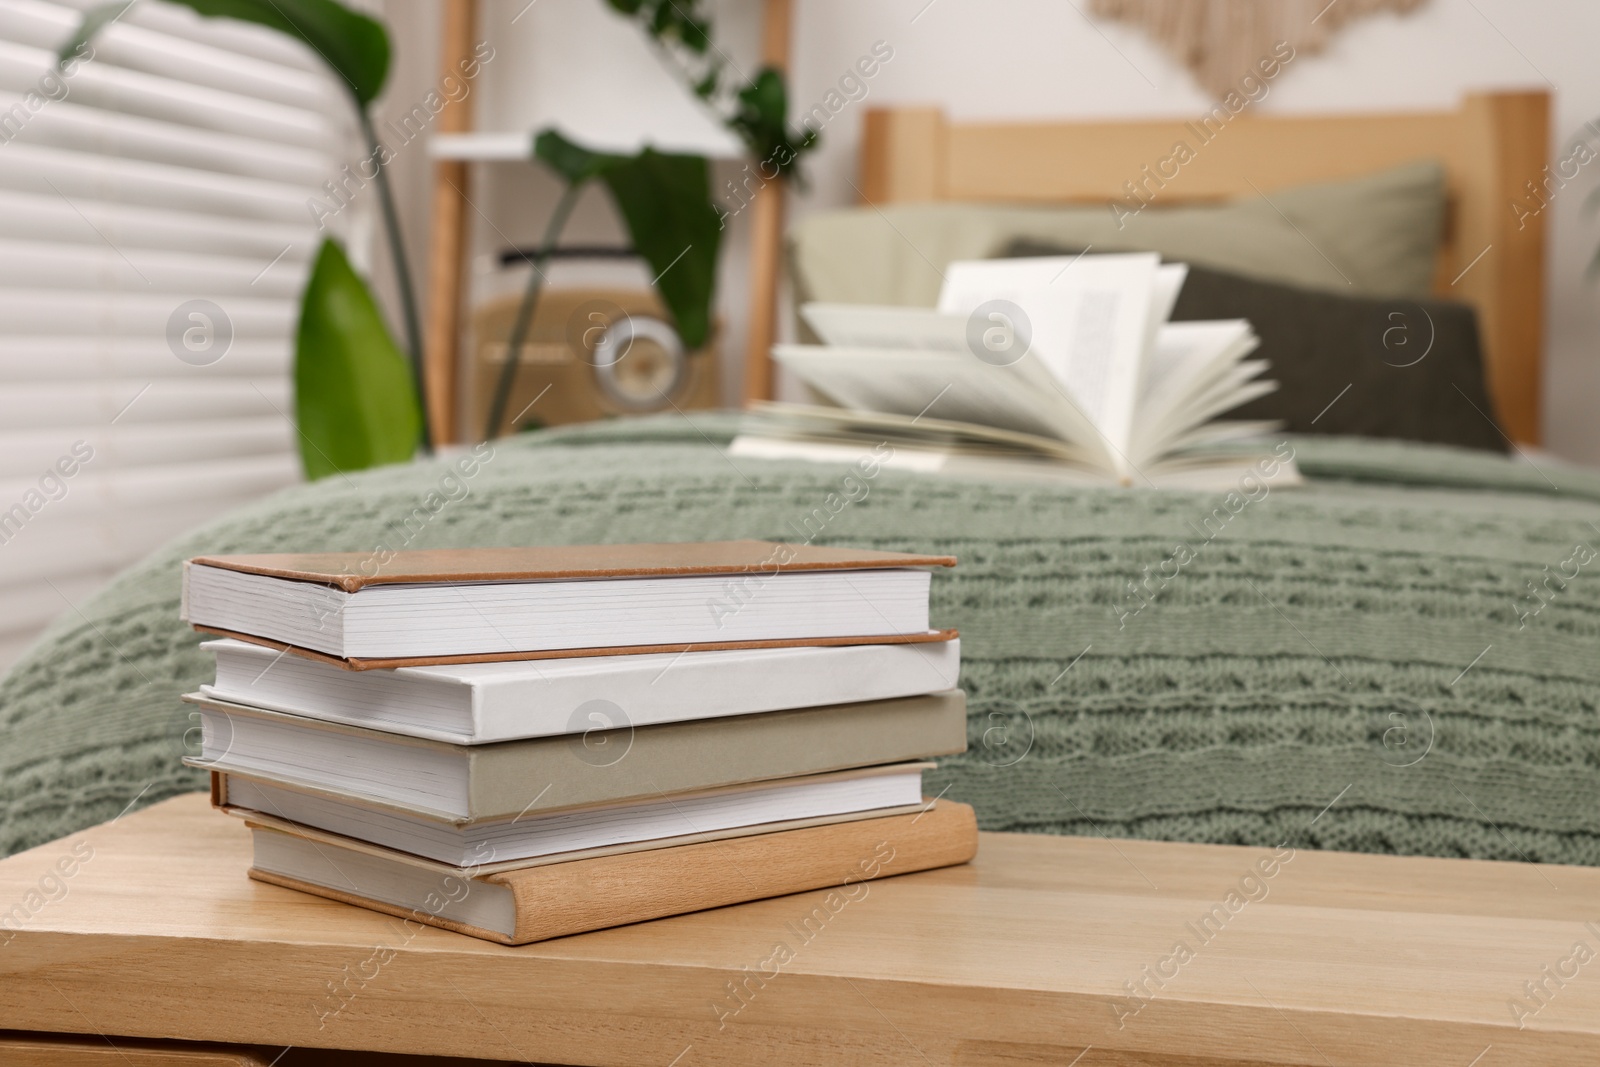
xmin=1 ymin=0 xmax=1594 ymax=669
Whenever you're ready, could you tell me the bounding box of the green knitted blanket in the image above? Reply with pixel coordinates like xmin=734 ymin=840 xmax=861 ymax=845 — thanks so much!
xmin=4 ymin=414 xmax=1599 ymax=867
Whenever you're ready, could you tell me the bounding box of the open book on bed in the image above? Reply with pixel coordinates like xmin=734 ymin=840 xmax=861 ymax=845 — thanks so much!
xmin=732 ymin=252 xmax=1301 ymax=489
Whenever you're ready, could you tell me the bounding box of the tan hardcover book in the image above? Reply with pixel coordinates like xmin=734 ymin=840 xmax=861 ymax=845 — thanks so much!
xmin=186 ymin=690 xmax=968 ymax=822
xmin=188 ymin=540 xmax=957 ymax=590
xmin=181 ymin=540 xmax=958 ymax=669
xmin=245 ymin=799 xmax=979 ymax=944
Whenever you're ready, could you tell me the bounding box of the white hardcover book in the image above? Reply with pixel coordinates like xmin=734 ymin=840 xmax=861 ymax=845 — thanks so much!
xmin=201 ymin=637 xmax=962 ymax=744
xmin=222 ymin=764 xmax=928 ymax=866
xmin=183 ymin=563 xmax=933 ymax=661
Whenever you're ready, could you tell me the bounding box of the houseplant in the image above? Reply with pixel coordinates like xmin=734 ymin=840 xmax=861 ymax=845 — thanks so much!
xmin=482 ymin=0 xmax=819 ymax=438
xmin=65 ymin=0 xmax=816 ymax=475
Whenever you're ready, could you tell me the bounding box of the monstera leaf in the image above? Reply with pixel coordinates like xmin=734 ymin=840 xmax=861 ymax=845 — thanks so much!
xmin=294 ymin=240 xmax=421 ymax=479
xmin=534 ymin=130 xmax=721 ymax=349
xmin=139 ymin=0 xmax=388 ymax=104
xmin=531 ymin=129 xmax=615 ymax=186
xmin=65 ymin=0 xmax=425 ymax=477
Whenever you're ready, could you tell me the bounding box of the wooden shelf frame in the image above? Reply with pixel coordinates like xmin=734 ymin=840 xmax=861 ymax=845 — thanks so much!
xmin=421 ymin=0 xmax=797 ymax=443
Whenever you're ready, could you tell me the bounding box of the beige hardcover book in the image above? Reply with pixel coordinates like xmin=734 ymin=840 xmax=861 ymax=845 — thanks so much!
xmin=186 ymin=689 xmax=967 ymax=822
xmin=245 ymin=800 xmax=979 ymax=944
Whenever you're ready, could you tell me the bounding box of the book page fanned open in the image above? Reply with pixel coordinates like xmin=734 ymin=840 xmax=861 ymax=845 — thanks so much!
xmin=735 ymin=253 xmax=1301 ymax=490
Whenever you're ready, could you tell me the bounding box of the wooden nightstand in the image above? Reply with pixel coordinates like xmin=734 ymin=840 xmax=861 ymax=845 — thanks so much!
xmin=0 ymin=793 xmax=1595 ymax=1065
xmin=0 ymin=1033 xmax=275 ymax=1066
xmin=0 ymin=1033 xmax=517 ymax=1065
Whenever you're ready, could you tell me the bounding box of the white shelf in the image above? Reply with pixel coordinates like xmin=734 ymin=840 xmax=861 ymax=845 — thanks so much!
xmin=429 ymin=128 xmax=745 ymax=163
xmin=430 ymin=132 xmax=535 ymax=162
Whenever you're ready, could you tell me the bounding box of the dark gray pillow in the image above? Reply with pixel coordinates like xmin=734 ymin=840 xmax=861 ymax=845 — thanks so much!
xmin=1004 ymin=240 xmax=1507 ymax=453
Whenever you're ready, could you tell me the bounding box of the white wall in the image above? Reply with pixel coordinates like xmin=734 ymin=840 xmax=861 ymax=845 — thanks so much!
xmin=380 ymin=0 xmax=1600 ymax=461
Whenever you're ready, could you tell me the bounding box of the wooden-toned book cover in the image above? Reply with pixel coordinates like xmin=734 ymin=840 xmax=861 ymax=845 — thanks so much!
xmin=189 ymin=627 xmax=959 ymax=671
xmin=245 ymin=799 xmax=979 ymax=944
xmin=189 ymin=540 xmax=957 ymax=592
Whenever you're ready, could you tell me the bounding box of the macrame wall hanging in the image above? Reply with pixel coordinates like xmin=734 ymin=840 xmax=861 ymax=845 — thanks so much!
xmin=1089 ymin=0 xmax=1430 ymax=98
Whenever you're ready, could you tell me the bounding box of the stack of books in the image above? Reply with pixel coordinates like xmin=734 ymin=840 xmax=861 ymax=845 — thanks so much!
xmin=178 ymin=540 xmax=978 ymax=944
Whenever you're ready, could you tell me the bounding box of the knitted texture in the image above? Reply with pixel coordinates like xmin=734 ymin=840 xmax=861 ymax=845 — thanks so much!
xmin=3 ymin=414 xmax=1600 ymax=868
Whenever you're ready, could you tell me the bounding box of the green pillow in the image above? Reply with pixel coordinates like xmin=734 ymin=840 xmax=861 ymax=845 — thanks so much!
xmin=788 ymin=161 xmax=1445 ymax=309
xmin=1021 ymin=245 xmax=1508 ymax=453
xmin=1172 ymin=266 xmax=1505 ymax=452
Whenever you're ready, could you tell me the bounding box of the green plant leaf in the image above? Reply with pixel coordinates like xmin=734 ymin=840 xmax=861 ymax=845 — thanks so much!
xmin=597 ymin=149 xmax=721 ymax=350
xmin=295 ymin=239 xmax=421 ymax=479
xmin=738 ymin=68 xmax=788 ymax=131
xmin=650 ymin=1 xmax=675 ymax=36
xmin=533 ymin=129 xmax=611 ymax=185
xmin=729 ymin=66 xmax=816 ymax=180
xmin=531 ymin=132 xmax=722 ymax=351
xmin=149 ymin=0 xmax=389 ymax=105
xmin=677 ymin=14 xmax=710 ymax=53
xmin=692 ymin=63 xmax=721 ymax=98
xmin=600 ymin=0 xmax=819 ymax=181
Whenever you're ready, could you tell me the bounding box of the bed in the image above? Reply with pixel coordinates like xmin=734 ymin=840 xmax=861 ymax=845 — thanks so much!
xmin=4 ymin=415 xmax=1599 ymax=864
xmin=3 ymin=92 xmax=1595 ymax=875
xmin=836 ymin=90 xmax=1550 ymax=444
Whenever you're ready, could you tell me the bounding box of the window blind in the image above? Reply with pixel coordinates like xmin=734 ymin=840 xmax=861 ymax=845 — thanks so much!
xmin=0 ymin=0 xmax=357 ymax=668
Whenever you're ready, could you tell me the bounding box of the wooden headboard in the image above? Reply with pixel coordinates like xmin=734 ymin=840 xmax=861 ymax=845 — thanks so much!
xmin=854 ymin=91 xmax=1550 ymax=445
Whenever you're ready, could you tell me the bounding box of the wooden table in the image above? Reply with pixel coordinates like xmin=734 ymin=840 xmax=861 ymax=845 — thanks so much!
xmin=0 ymin=794 xmax=1596 ymax=1066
